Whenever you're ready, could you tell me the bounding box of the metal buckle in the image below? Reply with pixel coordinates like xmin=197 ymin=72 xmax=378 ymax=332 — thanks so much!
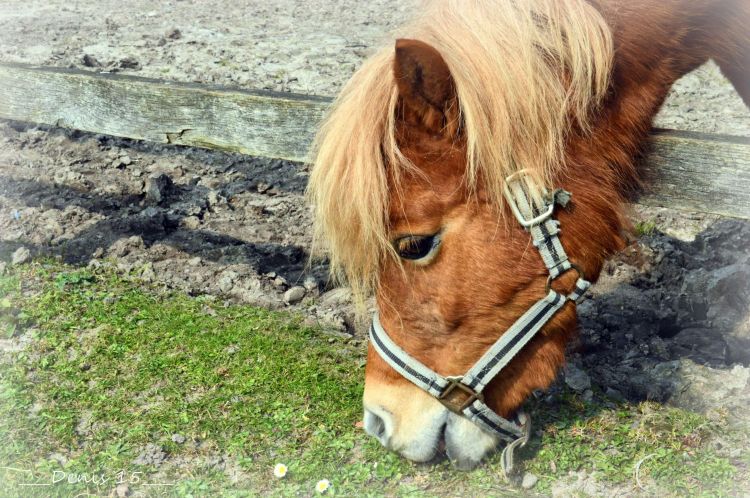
xmin=545 ymin=263 xmax=584 ymax=294
xmin=500 ymin=411 xmax=531 ymax=478
xmin=502 ymin=170 xmax=554 ymax=228
xmin=438 ymin=376 xmax=484 ymax=414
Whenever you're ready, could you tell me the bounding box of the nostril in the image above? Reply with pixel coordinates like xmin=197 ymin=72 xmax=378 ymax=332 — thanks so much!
xmin=363 ymin=407 xmax=392 ymax=446
xmin=371 ymin=413 xmax=386 ymax=438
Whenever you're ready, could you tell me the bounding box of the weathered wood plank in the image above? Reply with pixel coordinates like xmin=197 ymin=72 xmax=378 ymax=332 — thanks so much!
xmin=639 ymin=130 xmax=750 ymax=219
xmin=0 ymin=62 xmax=748 ymax=218
xmin=0 ymin=62 xmax=331 ymax=161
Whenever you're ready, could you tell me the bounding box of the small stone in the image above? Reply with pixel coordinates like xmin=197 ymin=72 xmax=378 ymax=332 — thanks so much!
xmin=605 ymin=387 xmax=625 ymax=402
xmin=0 ymin=262 xmax=6 ymax=275
xmin=171 ymin=433 xmax=186 ymax=444
xmin=144 ymin=173 xmax=174 ymax=204
xmin=273 ymin=276 xmax=287 ymax=289
xmin=82 ymin=54 xmax=101 ymax=67
xmin=319 ymin=287 xmax=353 ymax=308
xmin=166 ymin=28 xmax=182 ymax=40
xmin=521 ymin=472 xmax=538 ymax=490
xmin=119 ymin=155 xmax=132 ymax=166
xmin=182 ymin=216 xmax=200 ymax=230
xmin=114 ymin=483 xmax=130 ymax=497
xmin=92 ymin=247 xmax=105 ymax=259
xmin=141 ymin=265 xmax=156 ymax=282
xmin=187 ymin=256 xmax=202 ymax=266
xmin=564 ymin=364 xmax=591 ymax=393
xmin=119 ymin=56 xmax=141 ymax=70
xmin=256 ymin=182 xmax=271 ymax=193
xmin=283 ymin=286 xmax=306 ymax=305
xmin=11 ymin=246 xmax=31 ymax=265
xmin=207 ymin=190 xmax=223 ymax=206
xmin=218 ymin=271 xmax=238 ymax=294
xmin=303 ymin=277 xmax=318 ymax=292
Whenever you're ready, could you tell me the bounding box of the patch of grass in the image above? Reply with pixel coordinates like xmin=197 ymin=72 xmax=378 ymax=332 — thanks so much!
xmin=635 ymin=220 xmax=658 ymax=236
xmin=0 ymin=262 xmax=744 ymax=497
xmin=522 ymin=392 xmax=740 ymax=496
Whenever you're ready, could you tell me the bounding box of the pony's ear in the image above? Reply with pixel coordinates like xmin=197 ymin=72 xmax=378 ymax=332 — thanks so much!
xmin=393 ymin=39 xmax=459 ymax=135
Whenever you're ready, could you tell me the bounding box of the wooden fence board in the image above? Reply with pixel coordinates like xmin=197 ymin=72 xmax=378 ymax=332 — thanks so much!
xmin=0 ymin=62 xmax=748 ymax=218
xmin=0 ymin=62 xmax=330 ymax=161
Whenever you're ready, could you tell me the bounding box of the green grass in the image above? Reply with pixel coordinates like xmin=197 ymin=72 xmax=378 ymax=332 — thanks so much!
xmin=635 ymin=220 xmax=658 ymax=237
xmin=0 ymin=262 xmax=745 ymax=497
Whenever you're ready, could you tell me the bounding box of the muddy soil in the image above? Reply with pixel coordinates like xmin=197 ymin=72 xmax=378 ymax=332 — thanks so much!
xmin=1 ymin=121 xmax=748 ymax=427
xmin=1 ymin=1 xmax=750 ymax=135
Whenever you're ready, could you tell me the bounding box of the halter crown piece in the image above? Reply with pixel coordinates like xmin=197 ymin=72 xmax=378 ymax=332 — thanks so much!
xmin=369 ymin=170 xmax=591 ymax=477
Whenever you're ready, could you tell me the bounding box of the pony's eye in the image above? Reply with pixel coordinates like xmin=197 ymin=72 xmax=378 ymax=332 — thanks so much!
xmin=393 ymin=234 xmax=441 ymax=262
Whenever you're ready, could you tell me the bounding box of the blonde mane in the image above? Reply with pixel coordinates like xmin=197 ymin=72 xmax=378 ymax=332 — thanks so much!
xmin=307 ymin=0 xmax=614 ymax=304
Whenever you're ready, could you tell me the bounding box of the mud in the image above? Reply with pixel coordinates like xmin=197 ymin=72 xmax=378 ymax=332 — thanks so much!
xmin=1 ymin=121 xmax=748 ymax=413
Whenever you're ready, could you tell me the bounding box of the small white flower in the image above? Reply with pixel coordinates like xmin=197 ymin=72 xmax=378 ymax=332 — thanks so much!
xmin=315 ymin=479 xmax=331 ymax=494
xmin=273 ymin=463 xmax=288 ymax=478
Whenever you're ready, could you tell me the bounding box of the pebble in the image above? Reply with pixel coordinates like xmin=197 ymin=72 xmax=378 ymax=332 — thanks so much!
xmin=183 ymin=216 xmax=201 ymax=230
xmin=564 ymin=364 xmax=591 ymax=393
xmin=171 ymin=433 xmax=186 ymax=444
xmin=0 ymin=262 xmax=6 ymax=275
xmin=119 ymin=56 xmax=141 ymax=70
xmin=303 ymin=276 xmax=318 ymax=292
xmin=521 ymin=472 xmax=539 ymax=490
xmin=11 ymin=246 xmax=31 ymax=265
xmin=81 ymin=54 xmax=100 ymax=67
xmin=319 ymin=287 xmax=353 ymax=308
xmin=283 ymin=286 xmax=306 ymax=304
xmin=605 ymin=387 xmax=625 ymax=402
xmin=144 ymin=173 xmax=174 ymax=204
xmin=273 ymin=276 xmax=287 ymax=289
xmin=114 ymin=483 xmax=130 ymax=497
xmin=207 ymin=190 xmax=223 ymax=206
xmin=218 ymin=271 xmax=238 ymax=293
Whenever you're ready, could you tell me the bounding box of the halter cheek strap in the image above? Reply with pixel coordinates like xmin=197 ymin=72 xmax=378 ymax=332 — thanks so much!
xmin=369 ymin=171 xmax=591 ymax=476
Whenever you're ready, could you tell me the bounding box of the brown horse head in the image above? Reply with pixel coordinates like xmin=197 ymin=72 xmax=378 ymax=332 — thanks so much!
xmin=308 ymin=0 xmax=750 ymax=469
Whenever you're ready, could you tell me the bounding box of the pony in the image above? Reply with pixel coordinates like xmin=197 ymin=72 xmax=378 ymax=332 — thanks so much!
xmin=308 ymin=0 xmax=750 ymax=470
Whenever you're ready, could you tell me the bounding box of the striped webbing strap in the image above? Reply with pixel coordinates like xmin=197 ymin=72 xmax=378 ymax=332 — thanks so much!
xmin=368 ymin=173 xmax=590 ymax=476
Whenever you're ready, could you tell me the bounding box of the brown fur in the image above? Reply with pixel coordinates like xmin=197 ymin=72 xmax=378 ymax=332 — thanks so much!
xmin=365 ymin=0 xmax=750 ymax=419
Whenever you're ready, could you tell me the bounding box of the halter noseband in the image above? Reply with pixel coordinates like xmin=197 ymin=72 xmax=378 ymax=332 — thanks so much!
xmin=369 ymin=171 xmax=591 ymax=475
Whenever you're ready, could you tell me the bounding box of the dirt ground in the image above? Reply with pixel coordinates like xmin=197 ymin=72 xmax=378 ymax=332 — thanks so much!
xmin=1 ymin=0 xmax=750 ymax=135
xmin=1 ymin=0 xmax=749 ymax=495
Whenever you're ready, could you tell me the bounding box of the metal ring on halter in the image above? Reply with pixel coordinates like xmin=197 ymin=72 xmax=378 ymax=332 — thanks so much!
xmin=502 ymin=170 xmax=555 ymax=228
xmin=545 ymin=263 xmax=584 ymax=294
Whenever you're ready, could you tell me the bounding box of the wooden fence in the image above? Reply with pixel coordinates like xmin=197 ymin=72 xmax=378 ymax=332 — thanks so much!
xmin=0 ymin=62 xmax=748 ymax=219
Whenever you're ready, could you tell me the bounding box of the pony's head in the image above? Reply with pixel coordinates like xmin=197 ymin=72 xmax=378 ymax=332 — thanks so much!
xmin=308 ymin=0 xmax=625 ymax=468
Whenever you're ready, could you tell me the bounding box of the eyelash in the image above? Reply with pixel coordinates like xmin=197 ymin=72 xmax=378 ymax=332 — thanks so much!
xmin=393 ymin=233 xmax=442 ymax=263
